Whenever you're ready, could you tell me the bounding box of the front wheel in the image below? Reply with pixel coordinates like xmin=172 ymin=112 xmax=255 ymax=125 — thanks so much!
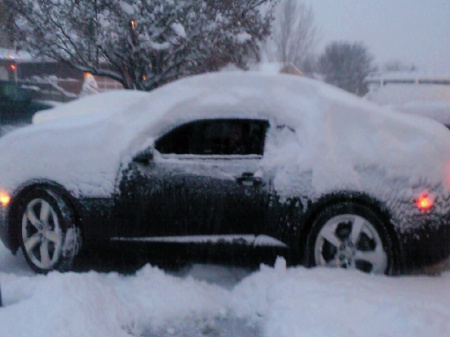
xmin=305 ymin=202 xmax=395 ymax=274
xmin=18 ymin=188 xmax=82 ymax=273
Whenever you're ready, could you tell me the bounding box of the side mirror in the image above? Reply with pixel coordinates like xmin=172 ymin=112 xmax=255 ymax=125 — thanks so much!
xmin=132 ymin=148 xmax=154 ymax=166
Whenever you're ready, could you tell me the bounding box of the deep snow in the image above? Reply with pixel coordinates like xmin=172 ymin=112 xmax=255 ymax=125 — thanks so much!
xmin=1 ymin=242 xmax=449 ymax=337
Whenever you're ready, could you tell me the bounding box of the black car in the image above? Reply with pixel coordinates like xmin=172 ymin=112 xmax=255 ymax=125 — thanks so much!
xmin=0 ymin=80 xmax=52 ymax=131
xmin=0 ymin=72 xmax=449 ymax=275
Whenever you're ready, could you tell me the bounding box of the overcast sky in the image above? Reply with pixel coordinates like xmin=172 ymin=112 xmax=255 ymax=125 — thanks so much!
xmin=301 ymin=0 xmax=450 ymax=72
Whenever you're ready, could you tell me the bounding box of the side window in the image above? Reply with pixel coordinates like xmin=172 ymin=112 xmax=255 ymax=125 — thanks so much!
xmin=154 ymin=123 xmax=191 ymax=154
xmin=155 ymin=119 xmax=268 ymax=156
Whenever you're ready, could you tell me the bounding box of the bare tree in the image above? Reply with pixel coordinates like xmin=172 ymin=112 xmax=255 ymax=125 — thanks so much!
xmin=7 ymin=0 xmax=276 ymax=90
xmin=263 ymin=0 xmax=317 ymax=70
xmin=318 ymin=41 xmax=374 ymax=96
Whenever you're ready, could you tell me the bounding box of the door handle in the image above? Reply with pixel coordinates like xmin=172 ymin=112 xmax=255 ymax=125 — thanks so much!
xmin=236 ymin=172 xmax=263 ymax=187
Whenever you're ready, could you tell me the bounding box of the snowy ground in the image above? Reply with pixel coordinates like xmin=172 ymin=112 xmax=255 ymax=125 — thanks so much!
xmin=0 ymin=124 xmax=26 ymax=138
xmin=1 ymin=242 xmax=449 ymax=337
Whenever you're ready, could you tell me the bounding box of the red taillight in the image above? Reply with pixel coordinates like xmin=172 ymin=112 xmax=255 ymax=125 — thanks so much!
xmin=415 ymin=193 xmax=434 ymax=211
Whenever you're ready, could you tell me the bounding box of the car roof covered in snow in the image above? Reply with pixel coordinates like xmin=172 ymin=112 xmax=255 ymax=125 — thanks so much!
xmin=0 ymin=71 xmax=449 ymax=198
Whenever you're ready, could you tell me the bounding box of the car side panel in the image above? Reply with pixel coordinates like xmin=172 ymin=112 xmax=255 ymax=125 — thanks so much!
xmin=73 ymin=197 xmax=115 ymax=245
xmin=113 ymin=156 xmax=270 ymax=239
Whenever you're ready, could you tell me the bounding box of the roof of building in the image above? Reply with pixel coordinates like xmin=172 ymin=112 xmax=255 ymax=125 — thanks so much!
xmin=366 ymin=71 xmax=450 ymax=85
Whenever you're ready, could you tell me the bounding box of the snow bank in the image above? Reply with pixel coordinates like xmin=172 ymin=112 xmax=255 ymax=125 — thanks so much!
xmin=233 ymin=260 xmax=450 ymax=337
xmin=0 ymin=72 xmax=449 ymax=199
xmin=1 ymin=249 xmax=450 ymax=337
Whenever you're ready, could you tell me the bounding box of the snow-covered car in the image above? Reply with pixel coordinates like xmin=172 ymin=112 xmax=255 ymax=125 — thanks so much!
xmin=365 ymin=72 xmax=450 ymax=128
xmin=1 ymin=72 xmax=450 ymax=275
xmin=0 ymin=80 xmax=53 ymax=135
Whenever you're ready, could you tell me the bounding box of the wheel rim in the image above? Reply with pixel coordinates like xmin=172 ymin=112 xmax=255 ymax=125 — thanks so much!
xmin=21 ymin=198 xmax=63 ymax=270
xmin=314 ymin=214 xmax=388 ymax=274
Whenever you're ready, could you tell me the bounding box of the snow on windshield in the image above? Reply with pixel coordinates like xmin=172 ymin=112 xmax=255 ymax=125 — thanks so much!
xmin=0 ymin=72 xmax=449 ymax=198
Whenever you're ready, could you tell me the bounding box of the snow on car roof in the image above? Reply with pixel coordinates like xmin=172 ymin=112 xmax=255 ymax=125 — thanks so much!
xmin=32 ymin=90 xmax=150 ymax=124
xmin=0 ymin=72 xmax=449 ymax=198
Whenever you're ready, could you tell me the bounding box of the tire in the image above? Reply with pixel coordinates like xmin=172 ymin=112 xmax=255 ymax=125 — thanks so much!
xmin=305 ymin=202 xmax=395 ymax=274
xmin=18 ymin=188 xmax=82 ymax=273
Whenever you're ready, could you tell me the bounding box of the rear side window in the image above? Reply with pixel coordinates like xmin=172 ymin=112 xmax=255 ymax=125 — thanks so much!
xmin=155 ymin=119 xmax=268 ymax=156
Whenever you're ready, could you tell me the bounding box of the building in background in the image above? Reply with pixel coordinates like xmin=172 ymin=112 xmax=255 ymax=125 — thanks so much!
xmin=365 ymin=72 xmax=450 ymax=106
xmin=365 ymin=71 xmax=450 ymax=128
xmin=0 ymin=55 xmax=123 ymax=102
xmin=0 ymin=3 xmax=122 ymax=101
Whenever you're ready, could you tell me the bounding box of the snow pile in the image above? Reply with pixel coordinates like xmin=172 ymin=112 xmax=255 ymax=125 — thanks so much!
xmin=0 ymin=272 xmax=137 ymax=337
xmin=1 ymin=72 xmax=449 ymax=199
xmin=1 ymin=245 xmax=450 ymax=337
xmin=232 ymin=260 xmax=450 ymax=337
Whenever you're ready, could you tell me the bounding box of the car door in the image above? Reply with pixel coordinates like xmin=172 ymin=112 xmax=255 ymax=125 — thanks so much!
xmin=113 ymin=119 xmax=271 ymax=244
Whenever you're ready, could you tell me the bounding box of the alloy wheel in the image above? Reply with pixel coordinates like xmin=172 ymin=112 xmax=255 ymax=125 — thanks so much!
xmin=21 ymin=198 xmax=63 ymax=270
xmin=314 ymin=214 xmax=388 ymax=274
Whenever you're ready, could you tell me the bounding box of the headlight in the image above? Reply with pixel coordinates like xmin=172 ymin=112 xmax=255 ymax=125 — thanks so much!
xmin=0 ymin=190 xmax=11 ymax=207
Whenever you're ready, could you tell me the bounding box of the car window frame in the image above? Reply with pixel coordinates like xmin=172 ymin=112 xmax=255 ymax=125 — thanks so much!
xmin=154 ymin=118 xmax=270 ymax=160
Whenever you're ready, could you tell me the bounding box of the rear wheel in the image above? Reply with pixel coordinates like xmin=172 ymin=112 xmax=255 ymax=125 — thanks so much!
xmin=18 ymin=188 xmax=82 ymax=273
xmin=305 ymin=202 xmax=395 ymax=274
